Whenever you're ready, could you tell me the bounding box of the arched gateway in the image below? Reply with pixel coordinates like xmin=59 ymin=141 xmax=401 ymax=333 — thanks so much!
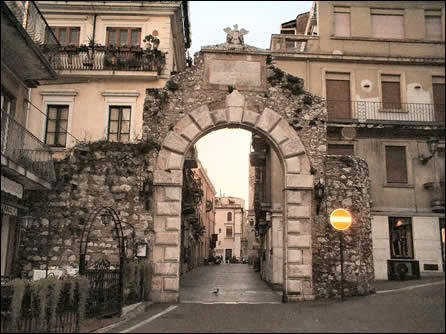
xmin=151 ymin=89 xmax=315 ymax=303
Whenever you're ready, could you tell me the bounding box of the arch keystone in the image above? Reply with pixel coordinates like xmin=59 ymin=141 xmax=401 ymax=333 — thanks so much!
xmin=225 ymin=89 xmax=245 ymax=107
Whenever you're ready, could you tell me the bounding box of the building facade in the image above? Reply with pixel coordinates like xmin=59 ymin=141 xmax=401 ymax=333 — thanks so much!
xmin=1 ymin=1 xmax=58 ymax=279
xmin=27 ymin=1 xmax=190 ymax=157
xmin=271 ymin=1 xmax=445 ymax=279
xmin=214 ymin=196 xmax=245 ymax=263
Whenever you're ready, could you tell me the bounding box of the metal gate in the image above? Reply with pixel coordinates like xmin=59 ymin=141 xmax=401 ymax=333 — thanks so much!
xmin=79 ymin=207 xmax=125 ymax=318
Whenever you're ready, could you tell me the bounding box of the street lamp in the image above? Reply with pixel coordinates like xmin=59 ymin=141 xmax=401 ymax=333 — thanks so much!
xmin=427 ymin=137 xmax=439 ymax=155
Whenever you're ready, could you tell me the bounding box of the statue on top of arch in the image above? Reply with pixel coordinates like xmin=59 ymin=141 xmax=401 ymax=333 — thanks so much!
xmin=223 ymin=24 xmax=249 ymax=46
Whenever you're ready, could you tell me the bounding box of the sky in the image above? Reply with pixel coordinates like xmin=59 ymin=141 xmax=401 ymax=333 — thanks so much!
xmin=190 ymin=1 xmax=312 ymax=208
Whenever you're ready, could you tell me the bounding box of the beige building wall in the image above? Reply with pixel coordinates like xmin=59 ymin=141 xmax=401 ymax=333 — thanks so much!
xmin=272 ymin=1 xmax=445 ymax=278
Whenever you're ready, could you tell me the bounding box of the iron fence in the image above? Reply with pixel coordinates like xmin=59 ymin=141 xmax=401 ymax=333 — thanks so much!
xmin=327 ymin=100 xmax=445 ymax=125
xmin=0 ymin=282 xmax=79 ymax=333
xmin=1 ymin=108 xmax=56 ymax=183
xmin=42 ymin=46 xmax=166 ymax=74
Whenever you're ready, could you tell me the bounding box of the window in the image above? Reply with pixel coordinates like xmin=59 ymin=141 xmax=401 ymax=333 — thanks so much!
xmin=334 ymin=7 xmax=350 ymax=37
xmin=385 ymin=146 xmax=408 ymax=183
xmin=45 ymin=105 xmax=68 ymax=147
xmin=327 ymin=144 xmax=354 ymax=155
xmin=219 ymin=228 xmax=221 ymax=234
xmin=49 ymin=27 xmax=80 ymax=46
xmin=227 ymin=212 xmax=232 ymax=221
xmin=389 ymin=217 xmax=414 ymax=259
xmin=106 ymin=28 xmax=141 ymax=47
xmin=226 ymin=226 xmax=233 ymax=238
xmin=381 ymin=74 xmax=401 ymax=109
xmin=425 ymin=13 xmax=442 ymax=40
xmin=108 ymin=106 xmax=131 ymax=142
xmin=371 ymin=13 xmax=404 ymax=39
xmin=432 ymin=77 xmax=445 ymax=123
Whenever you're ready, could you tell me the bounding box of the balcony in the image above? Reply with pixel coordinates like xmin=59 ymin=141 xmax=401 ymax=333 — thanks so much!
xmin=326 ymin=100 xmax=445 ymax=126
xmin=270 ymin=34 xmax=319 ymax=53
xmin=1 ymin=109 xmax=56 ymax=190
xmin=40 ymin=45 xmax=166 ymax=79
xmin=1 ymin=1 xmax=58 ymax=87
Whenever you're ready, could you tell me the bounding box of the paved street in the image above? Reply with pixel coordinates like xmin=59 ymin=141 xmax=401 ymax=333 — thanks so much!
xmin=180 ymin=263 xmax=282 ymax=303
xmin=98 ymin=266 xmax=445 ymax=333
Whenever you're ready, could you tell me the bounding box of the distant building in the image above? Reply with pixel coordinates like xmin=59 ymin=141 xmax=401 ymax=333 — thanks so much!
xmin=214 ymin=196 xmax=245 ymax=262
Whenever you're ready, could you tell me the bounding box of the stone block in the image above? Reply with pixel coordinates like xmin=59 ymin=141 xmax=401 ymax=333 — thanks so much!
xmin=280 ymin=139 xmax=305 ymax=158
xmin=155 ymin=232 xmax=179 ymax=246
xmin=152 ymin=247 xmax=164 ymax=262
xmin=302 ymin=280 xmax=313 ymax=296
xmin=227 ymin=106 xmax=243 ymax=123
xmin=164 ymin=247 xmax=179 ymax=261
xmin=285 ymin=174 xmax=313 ymax=189
xmin=167 ymin=152 xmax=183 ymax=170
xmin=189 ymin=105 xmax=213 ymax=130
xmin=211 ymin=109 xmax=227 ymax=124
xmin=154 ymin=217 xmax=166 ymax=232
xmin=242 ymin=109 xmax=259 ymax=126
xmin=287 ymin=279 xmax=303 ymax=293
xmin=156 ymin=202 xmax=181 ymax=216
xmin=287 ymin=191 xmax=302 ymax=204
xmin=256 ymin=108 xmax=282 ymax=134
xmin=179 ymin=121 xmax=201 ymax=142
xmin=302 ymin=249 xmax=312 ymax=265
xmin=151 ymin=275 xmax=163 ymax=291
xmin=165 ymin=187 xmax=181 ymax=201
xmin=225 ymin=90 xmax=245 ymax=107
xmin=270 ymin=119 xmax=295 ymax=145
xmin=154 ymin=262 xmax=178 ymax=276
xmin=288 ymin=234 xmax=311 ymax=248
xmin=163 ymin=132 xmax=189 ymax=154
xmin=287 ymin=205 xmax=311 ymax=218
xmin=150 ymin=291 xmax=179 ymax=303
xmin=164 ymin=277 xmax=179 ymax=291
xmin=153 ymin=170 xmax=182 ymax=185
xmin=287 ymin=249 xmax=303 ymax=263
xmin=288 ymin=264 xmax=312 ymax=278
xmin=287 ymin=220 xmax=302 ymax=233
xmin=285 ymin=157 xmax=301 ymax=174
xmin=166 ymin=217 xmax=180 ymax=231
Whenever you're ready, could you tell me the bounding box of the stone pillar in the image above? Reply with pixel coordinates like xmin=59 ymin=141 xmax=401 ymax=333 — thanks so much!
xmin=151 ymin=170 xmax=183 ymax=303
xmin=284 ymin=172 xmax=314 ymax=302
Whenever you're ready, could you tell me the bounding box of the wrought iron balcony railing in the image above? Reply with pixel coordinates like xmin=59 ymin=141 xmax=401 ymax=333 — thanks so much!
xmin=326 ymin=100 xmax=445 ymax=125
xmin=41 ymin=45 xmax=166 ymax=74
xmin=4 ymin=1 xmax=59 ymax=46
xmin=1 ymin=109 xmax=56 ymax=183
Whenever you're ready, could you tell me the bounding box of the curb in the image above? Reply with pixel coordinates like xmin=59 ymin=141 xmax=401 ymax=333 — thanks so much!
xmin=375 ymin=280 xmax=445 ymax=294
xmin=93 ymin=301 xmax=153 ymax=333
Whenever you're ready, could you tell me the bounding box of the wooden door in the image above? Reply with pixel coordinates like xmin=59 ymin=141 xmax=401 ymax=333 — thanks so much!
xmin=433 ymin=83 xmax=445 ymax=123
xmin=326 ymin=79 xmax=351 ymax=120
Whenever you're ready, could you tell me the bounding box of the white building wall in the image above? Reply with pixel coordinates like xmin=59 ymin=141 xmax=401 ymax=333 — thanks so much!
xmin=371 ymin=215 xmax=391 ymax=280
xmin=413 ymin=216 xmax=442 ymax=274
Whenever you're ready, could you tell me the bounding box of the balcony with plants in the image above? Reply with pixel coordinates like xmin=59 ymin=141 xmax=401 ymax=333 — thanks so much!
xmin=40 ymin=34 xmax=167 ymax=76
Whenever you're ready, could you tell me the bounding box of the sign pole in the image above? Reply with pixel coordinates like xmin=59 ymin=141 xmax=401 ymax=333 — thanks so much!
xmin=340 ymin=232 xmax=344 ymax=302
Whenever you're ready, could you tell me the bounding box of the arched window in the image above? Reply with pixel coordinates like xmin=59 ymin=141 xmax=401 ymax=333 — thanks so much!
xmin=227 ymin=212 xmax=232 ymax=221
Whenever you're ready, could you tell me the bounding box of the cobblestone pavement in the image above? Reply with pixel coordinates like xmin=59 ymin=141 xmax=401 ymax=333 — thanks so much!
xmin=179 ymin=263 xmax=282 ymax=303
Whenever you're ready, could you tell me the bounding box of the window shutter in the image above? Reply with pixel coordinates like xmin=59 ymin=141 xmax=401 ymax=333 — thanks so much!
xmin=382 ymin=81 xmax=401 ymax=109
xmin=385 ymin=146 xmax=408 ymax=183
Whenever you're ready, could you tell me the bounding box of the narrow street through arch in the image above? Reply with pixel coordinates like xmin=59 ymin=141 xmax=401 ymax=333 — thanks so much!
xmin=180 ymin=263 xmax=282 ymax=304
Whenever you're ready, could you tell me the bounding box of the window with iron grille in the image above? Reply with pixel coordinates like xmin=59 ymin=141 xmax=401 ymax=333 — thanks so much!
xmin=385 ymin=145 xmax=408 ymax=183
xmin=226 ymin=226 xmax=233 ymax=238
xmin=106 ymin=27 xmax=141 ymax=47
xmin=108 ymin=106 xmax=131 ymax=142
xmin=45 ymin=105 xmax=68 ymax=147
xmin=227 ymin=212 xmax=232 ymax=221
xmin=389 ymin=217 xmax=414 ymax=259
xmin=49 ymin=27 xmax=80 ymax=46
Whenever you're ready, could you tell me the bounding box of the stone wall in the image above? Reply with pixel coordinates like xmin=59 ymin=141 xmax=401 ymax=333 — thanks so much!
xmin=19 ymin=141 xmax=158 ymax=277
xmin=312 ymin=155 xmax=375 ymax=298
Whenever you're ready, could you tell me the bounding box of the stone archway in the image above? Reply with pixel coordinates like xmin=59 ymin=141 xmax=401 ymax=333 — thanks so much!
xmin=151 ymin=90 xmax=314 ymax=303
